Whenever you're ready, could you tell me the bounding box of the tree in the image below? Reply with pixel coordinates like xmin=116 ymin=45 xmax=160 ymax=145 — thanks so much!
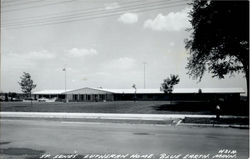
xmin=8 ymin=92 xmax=17 ymax=101
xmin=161 ymin=74 xmax=180 ymax=103
xmin=18 ymin=72 xmax=36 ymax=97
xmin=4 ymin=93 xmax=8 ymax=102
xmin=161 ymin=74 xmax=180 ymax=94
xmin=185 ymin=0 xmax=249 ymax=97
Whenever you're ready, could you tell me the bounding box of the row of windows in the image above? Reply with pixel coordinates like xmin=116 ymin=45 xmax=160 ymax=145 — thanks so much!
xmin=72 ymin=94 xmax=107 ymax=101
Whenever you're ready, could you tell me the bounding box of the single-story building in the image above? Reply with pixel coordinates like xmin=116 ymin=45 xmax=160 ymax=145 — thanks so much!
xmin=33 ymin=87 xmax=245 ymax=102
xmin=33 ymin=89 xmax=71 ymax=101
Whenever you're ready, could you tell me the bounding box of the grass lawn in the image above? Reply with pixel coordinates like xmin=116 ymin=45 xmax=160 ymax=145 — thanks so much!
xmin=0 ymin=101 xmax=215 ymax=114
xmin=0 ymin=101 xmax=248 ymax=115
xmin=183 ymin=117 xmax=249 ymax=125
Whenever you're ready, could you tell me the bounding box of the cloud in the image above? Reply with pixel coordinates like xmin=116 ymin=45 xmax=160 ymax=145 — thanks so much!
xmin=118 ymin=13 xmax=138 ymax=24
xmin=104 ymin=57 xmax=136 ymax=70
xmin=2 ymin=50 xmax=56 ymax=71
xmin=105 ymin=2 xmax=120 ymax=10
xmin=67 ymin=48 xmax=98 ymax=57
xmin=116 ymin=57 xmax=136 ymax=68
xmin=143 ymin=8 xmax=191 ymax=31
xmin=28 ymin=50 xmax=56 ymax=59
xmin=169 ymin=42 xmax=175 ymax=46
xmin=6 ymin=50 xmax=55 ymax=60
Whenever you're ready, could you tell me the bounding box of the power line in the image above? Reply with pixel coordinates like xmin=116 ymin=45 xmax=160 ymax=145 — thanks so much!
xmin=2 ymin=0 xmax=76 ymax=12
xmin=3 ymin=0 xmax=171 ymax=21
xmin=2 ymin=1 xmax=190 ymax=29
xmin=3 ymin=0 xmax=185 ymax=26
xmin=2 ymin=0 xmax=189 ymax=24
xmin=2 ymin=3 xmax=188 ymax=29
xmin=3 ymin=0 xmax=176 ymax=27
xmin=2 ymin=0 xmax=49 ymax=7
xmin=1 ymin=0 xmax=149 ymax=12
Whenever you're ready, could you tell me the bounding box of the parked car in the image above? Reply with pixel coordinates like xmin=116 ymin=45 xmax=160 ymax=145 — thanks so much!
xmin=12 ymin=98 xmax=23 ymax=102
xmin=38 ymin=97 xmax=47 ymax=102
xmin=38 ymin=97 xmax=57 ymax=102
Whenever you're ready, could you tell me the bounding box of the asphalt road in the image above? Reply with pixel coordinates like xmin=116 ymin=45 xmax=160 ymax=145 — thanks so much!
xmin=0 ymin=119 xmax=248 ymax=159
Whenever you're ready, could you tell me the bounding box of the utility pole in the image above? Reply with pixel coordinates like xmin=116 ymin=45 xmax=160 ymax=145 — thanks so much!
xmin=62 ymin=68 xmax=67 ymax=102
xmin=132 ymin=84 xmax=136 ymax=102
xmin=143 ymin=62 xmax=147 ymax=89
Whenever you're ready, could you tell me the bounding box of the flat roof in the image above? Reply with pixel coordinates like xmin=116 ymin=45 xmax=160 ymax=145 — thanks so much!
xmin=100 ymin=88 xmax=245 ymax=94
xmin=33 ymin=89 xmax=72 ymax=95
xmin=33 ymin=87 xmax=245 ymax=94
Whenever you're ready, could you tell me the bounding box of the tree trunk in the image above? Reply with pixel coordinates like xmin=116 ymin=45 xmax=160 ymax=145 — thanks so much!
xmin=30 ymin=92 xmax=33 ymax=106
xmin=169 ymin=93 xmax=173 ymax=105
xmin=243 ymin=63 xmax=249 ymax=104
xmin=246 ymin=69 xmax=249 ymax=103
xmin=241 ymin=57 xmax=249 ymax=103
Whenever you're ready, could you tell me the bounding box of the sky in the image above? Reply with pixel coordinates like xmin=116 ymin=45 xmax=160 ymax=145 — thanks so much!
xmin=1 ymin=0 xmax=247 ymax=94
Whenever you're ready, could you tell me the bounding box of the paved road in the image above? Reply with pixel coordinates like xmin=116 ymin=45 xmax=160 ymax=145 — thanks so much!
xmin=0 ymin=119 xmax=248 ymax=159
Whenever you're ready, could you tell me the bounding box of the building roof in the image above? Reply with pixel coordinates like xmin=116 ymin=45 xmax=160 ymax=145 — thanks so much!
xmin=100 ymin=88 xmax=245 ymax=94
xmin=193 ymin=88 xmax=245 ymax=94
xmin=100 ymin=88 xmax=162 ymax=94
xmin=33 ymin=87 xmax=245 ymax=94
xmin=33 ymin=89 xmax=72 ymax=95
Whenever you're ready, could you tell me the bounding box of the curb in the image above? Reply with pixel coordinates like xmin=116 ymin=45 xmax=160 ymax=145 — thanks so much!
xmin=0 ymin=112 xmax=184 ymax=121
xmin=0 ymin=112 xmax=248 ymax=128
xmin=177 ymin=123 xmax=249 ymax=129
xmin=0 ymin=112 xmax=248 ymax=120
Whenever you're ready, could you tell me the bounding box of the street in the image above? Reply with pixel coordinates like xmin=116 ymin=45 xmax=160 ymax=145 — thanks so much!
xmin=0 ymin=119 xmax=248 ymax=159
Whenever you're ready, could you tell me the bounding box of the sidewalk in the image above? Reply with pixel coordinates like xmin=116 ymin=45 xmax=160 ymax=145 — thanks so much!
xmin=0 ymin=112 xmax=248 ymax=120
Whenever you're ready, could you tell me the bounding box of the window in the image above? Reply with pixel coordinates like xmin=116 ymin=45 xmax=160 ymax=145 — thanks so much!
xmin=73 ymin=94 xmax=78 ymax=101
xmin=87 ymin=95 xmax=91 ymax=101
xmin=80 ymin=95 xmax=84 ymax=101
